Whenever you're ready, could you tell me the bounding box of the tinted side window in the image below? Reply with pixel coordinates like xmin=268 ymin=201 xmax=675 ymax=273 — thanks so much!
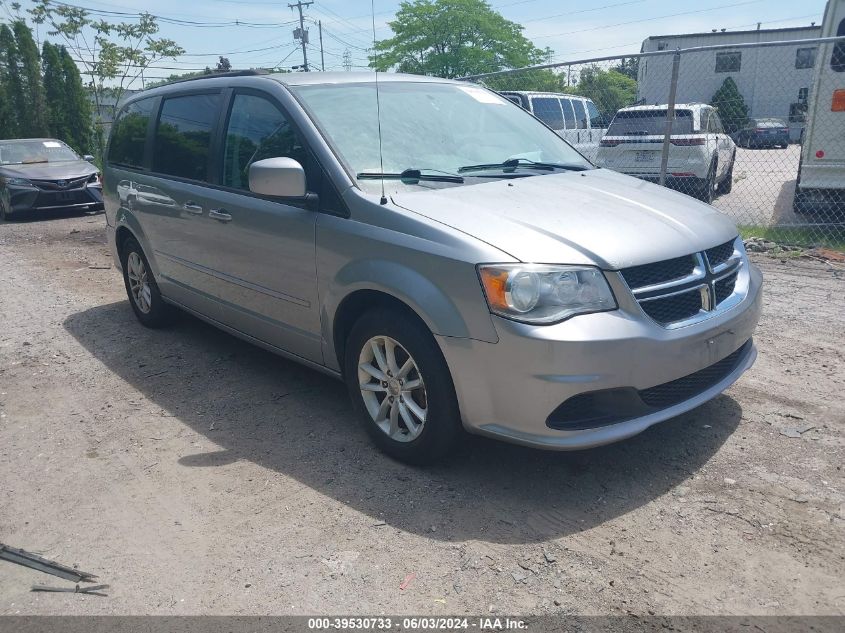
xmin=560 ymin=98 xmax=575 ymax=129
xmin=572 ymin=99 xmax=588 ymax=129
xmin=833 ymin=19 xmax=845 ymax=72
xmin=152 ymin=94 xmax=221 ymax=181
xmin=108 ymin=98 xmax=156 ymax=168
xmin=532 ymin=97 xmax=564 ymax=130
xmin=585 ymin=101 xmax=601 ymax=127
xmin=222 ymin=94 xmax=306 ymax=191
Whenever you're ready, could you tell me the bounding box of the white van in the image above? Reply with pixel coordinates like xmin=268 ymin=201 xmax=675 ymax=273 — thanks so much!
xmin=794 ymin=0 xmax=845 ymax=216
xmin=498 ymin=91 xmax=608 ymax=161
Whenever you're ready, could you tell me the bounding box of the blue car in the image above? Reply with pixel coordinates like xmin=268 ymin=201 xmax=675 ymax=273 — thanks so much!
xmin=732 ymin=118 xmax=790 ymax=149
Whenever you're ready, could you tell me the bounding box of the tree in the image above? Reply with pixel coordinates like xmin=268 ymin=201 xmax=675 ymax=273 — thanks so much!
xmin=12 ymin=20 xmax=49 ymax=137
xmin=0 ymin=23 xmax=21 ymax=137
xmin=370 ymin=0 xmax=549 ymax=78
xmin=29 ymin=0 xmax=184 ymax=153
xmin=612 ymin=57 xmax=639 ymax=81
xmin=570 ymin=66 xmax=637 ymax=116
xmin=711 ymin=77 xmax=749 ymax=134
xmin=59 ymin=46 xmax=92 ymax=153
xmin=216 ymin=56 xmax=231 ymax=72
xmin=41 ymin=42 xmax=68 ymax=142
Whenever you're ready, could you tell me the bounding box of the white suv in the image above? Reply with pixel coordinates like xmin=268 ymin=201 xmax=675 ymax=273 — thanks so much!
xmin=595 ymin=103 xmax=736 ymax=203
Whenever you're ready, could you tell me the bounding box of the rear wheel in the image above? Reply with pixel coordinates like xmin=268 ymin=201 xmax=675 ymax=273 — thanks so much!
xmin=721 ymin=152 xmax=735 ymax=194
xmin=120 ymin=236 xmax=173 ymax=328
xmin=696 ymin=158 xmax=717 ymax=203
xmin=343 ymin=307 xmax=463 ymax=464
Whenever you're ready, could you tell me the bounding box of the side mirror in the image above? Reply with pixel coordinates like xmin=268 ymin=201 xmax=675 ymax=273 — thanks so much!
xmin=83 ymin=155 xmax=95 ymax=163
xmin=249 ymin=157 xmax=306 ymax=198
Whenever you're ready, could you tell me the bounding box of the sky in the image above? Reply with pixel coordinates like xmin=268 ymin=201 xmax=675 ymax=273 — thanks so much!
xmin=0 ymin=0 xmax=831 ymax=87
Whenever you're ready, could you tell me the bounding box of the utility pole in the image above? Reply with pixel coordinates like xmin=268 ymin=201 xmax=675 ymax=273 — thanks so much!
xmin=318 ymin=20 xmax=325 ymax=71
xmin=289 ymin=0 xmax=313 ymax=72
xmin=342 ymin=49 xmax=352 ymax=72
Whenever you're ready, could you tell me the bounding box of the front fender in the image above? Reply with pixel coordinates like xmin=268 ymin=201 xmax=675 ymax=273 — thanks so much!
xmin=321 ymin=258 xmax=500 ymax=372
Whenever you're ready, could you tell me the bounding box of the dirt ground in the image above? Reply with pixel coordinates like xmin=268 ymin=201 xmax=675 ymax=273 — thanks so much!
xmin=0 ymin=210 xmax=843 ymax=616
xmin=713 ymin=145 xmax=804 ymax=227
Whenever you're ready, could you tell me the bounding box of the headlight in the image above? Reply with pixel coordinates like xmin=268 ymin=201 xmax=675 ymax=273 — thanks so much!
xmin=478 ymin=264 xmax=616 ymax=324
xmin=6 ymin=177 xmax=32 ymax=186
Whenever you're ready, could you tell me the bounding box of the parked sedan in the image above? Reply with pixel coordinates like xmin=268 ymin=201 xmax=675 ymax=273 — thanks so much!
xmin=732 ymin=118 xmax=790 ymax=149
xmin=0 ymin=138 xmax=103 ymax=221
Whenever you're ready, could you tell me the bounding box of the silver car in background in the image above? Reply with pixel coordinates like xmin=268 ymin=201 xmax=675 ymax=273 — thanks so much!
xmin=103 ymin=71 xmax=761 ymax=464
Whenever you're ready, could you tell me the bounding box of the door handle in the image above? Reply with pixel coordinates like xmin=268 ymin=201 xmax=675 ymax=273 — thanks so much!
xmin=183 ymin=201 xmax=203 ymax=215
xmin=209 ymin=208 xmax=232 ymax=223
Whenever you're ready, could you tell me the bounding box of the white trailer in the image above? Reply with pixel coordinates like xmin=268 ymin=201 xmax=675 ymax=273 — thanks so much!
xmin=794 ymin=0 xmax=845 ymax=216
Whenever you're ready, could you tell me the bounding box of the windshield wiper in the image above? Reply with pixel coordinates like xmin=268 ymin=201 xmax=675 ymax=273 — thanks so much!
xmin=356 ymin=168 xmax=464 ymax=184
xmin=458 ymin=158 xmax=588 ymax=174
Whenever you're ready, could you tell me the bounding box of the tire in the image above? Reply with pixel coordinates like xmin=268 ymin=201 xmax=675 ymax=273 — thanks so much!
xmin=120 ymin=236 xmax=173 ymax=328
xmin=696 ymin=158 xmax=717 ymax=203
xmin=343 ymin=307 xmax=463 ymax=464
xmin=0 ymin=191 xmax=13 ymax=222
xmin=721 ymin=152 xmax=735 ymax=194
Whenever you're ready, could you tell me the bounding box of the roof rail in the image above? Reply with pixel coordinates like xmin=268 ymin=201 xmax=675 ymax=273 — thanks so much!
xmin=161 ymin=69 xmax=271 ymax=87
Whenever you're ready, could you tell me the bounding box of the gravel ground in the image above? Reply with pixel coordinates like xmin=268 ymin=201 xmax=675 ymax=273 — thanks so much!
xmin=0 ymin=210 xmax=843 ymax=616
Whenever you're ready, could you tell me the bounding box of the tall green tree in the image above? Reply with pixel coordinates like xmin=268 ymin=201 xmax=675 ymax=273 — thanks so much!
xmin=41 ymin=41 xmax=68 ymax=142
xmin=12 ymin=20 xmax=49 ymax=137
xmin=30 ymin=0 xmax=184 ymax=154
xmin=59 ymin=45 xmax=92 ymax=153
xmin=370 ymin=0 xmax=550 ymax=78
xmin=0 ymin=23 xmax=21 ymax=138
xmin=571 ymin=67 xmax=638 ymax=116
xmin=711 ymin=77 xmax=749 ymax=134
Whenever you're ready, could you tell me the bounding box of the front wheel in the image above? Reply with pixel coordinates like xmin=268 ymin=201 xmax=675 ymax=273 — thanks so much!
xmin=344 ymin=308 xmax=463 ymax=464
xmin=0 ymin=191 xmax=13 ymax=222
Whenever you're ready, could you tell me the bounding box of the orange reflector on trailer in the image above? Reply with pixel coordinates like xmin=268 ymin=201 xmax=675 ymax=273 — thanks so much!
xmin=833 ymin=89 xmax=845 ymax=112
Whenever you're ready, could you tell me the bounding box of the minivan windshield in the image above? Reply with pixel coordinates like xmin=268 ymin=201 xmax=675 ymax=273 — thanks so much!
xmin=0 ymin=139 xmax=80 ymax=165
xmin=606 ymin=109 xmax=694 ymax=136
xmin=290 ymin=81 xmax=591 ymax=184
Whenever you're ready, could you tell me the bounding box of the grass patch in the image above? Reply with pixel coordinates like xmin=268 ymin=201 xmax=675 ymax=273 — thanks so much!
xmin=739 ymin=225 xmax=845 ymax=252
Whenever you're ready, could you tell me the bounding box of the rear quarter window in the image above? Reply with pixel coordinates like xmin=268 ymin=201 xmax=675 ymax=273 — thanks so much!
xmin=108 ymin=98 xmax=156 ymax=168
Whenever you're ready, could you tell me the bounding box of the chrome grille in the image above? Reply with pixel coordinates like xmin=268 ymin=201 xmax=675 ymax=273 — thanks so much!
xmin=705 ymin=239 xmax=735 ymax=268
xmin=619 ymin=255 xmax=696 ymax=288
xmin=31 ymin=176 xmax=89 ymax=191
xmin=620 ymin=237 xmax=744 ymax=328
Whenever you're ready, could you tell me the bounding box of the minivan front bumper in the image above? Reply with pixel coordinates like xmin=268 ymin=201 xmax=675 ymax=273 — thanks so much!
xmin=437 ymin=262 xmax=762 ymax=450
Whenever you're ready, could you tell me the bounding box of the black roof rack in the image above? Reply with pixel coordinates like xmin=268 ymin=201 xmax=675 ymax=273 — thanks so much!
xmin=162 ymin=69 xmax=271 ymax=87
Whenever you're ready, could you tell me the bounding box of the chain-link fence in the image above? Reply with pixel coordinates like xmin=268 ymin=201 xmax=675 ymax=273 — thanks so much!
xmin=460 ymin=36 xmax=845 ymax=247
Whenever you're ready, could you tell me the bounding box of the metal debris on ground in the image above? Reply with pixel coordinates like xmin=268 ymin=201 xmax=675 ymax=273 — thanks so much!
xmin=31 ymin=584 xmax=109 ymax=596
xmin=0 ymin=543 xmax=98 ymax=583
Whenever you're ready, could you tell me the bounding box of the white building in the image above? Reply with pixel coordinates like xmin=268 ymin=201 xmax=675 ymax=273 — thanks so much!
xmin=637 ymin=26 xmax=822 ymax=139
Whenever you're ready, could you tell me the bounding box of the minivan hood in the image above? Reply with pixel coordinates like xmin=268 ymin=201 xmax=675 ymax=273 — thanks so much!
xmin=0 ymin=160 xmax=97 ymax=181
xmin=390 ymin=168 xmax=738 ymax=269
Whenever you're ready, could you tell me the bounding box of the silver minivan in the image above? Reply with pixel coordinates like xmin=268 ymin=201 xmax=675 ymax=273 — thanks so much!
xmin=104 ymin=71 xmax=762 ymax=463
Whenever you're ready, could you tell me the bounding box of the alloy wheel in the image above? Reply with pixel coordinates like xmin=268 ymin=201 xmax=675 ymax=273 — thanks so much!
xmin=126 ymin=251 xmax=153 ymax=314
xmin=357 ymin=335 xmax=427 ymax=442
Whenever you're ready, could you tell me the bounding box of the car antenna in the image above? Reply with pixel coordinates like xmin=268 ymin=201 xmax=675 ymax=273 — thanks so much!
xmin=371 ymin=0 xmax=388 ymax=205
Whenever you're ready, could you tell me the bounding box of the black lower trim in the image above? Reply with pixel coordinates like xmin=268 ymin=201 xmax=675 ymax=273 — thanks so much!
xmin=546 ymin=340 xmax=752 ymax=431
